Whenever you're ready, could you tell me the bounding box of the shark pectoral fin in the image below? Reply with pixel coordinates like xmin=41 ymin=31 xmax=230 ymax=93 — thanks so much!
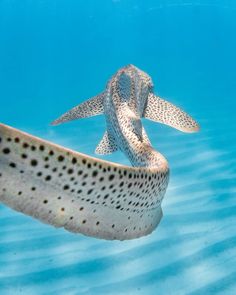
xmin=51 ymin=92 xmax=105 ymax=125
xmin=95 ymin=131 xmax=118 ymax=155
xmin=144 ymin=93 xmax=200 ymax=133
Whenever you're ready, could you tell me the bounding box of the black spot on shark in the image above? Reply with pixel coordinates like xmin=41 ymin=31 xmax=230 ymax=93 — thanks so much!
xmin=0 ymin=65 xmax=199 ymax=240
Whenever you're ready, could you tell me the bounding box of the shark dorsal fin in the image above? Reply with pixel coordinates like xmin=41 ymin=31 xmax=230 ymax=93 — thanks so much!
xmin=143 ymin=93 xmax=199 ymax=133
xmin=51 ymin=92 xmax=105 ymax=125
xmin=95 ymin=131 xmax=118 ymax=155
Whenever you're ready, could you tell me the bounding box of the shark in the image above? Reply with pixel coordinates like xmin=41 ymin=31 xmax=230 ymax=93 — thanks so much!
xmin=0 ymin=65 xmax=199 ymax=240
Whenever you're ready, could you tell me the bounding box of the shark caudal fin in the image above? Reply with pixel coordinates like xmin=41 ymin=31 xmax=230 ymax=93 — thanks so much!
xmin=144 ymin=93 xmax=200 ymax=133
xmin=0 ymin=123 xmax=166 ymax=240
xmin=51 ymin=92 xmax=105 ymax=125
xmin=95 ymin=131 xmax=118 ymax=155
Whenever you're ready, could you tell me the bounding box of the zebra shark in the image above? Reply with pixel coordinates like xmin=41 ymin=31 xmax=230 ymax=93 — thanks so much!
xmin=0 ymin=65 xmax=199 ymax=240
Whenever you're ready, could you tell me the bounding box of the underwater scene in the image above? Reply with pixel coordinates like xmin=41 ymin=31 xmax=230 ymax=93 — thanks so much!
xmin=0 ymin=0 xmax=236 ymax=294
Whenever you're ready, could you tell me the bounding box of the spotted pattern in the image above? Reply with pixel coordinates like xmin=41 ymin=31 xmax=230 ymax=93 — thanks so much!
xmin=95 ymin=131 xmax=118 ymax=155
xmin=103 ymin=64 xmax=169 ymax=168
xmin=0 ymin=124 xmax=168 ymax=240
xmin=144 ymin=93 xmax=199 ymax=132
xmin=51 ymin=92 xmax=105 ymax=126
xmin=117 ymin=72 xmax=132 ymax=102
xmin=0 ymin=65 xmax=198 ymax=240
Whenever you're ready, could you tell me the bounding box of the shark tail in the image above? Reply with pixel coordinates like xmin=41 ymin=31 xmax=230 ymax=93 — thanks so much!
xmin=0 ymin=123 xmax=168 ymax=240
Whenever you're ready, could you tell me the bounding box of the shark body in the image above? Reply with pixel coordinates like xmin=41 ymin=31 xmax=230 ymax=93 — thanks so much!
xmin=53 ymin=64 xmax=199 ymax=168
xmin=0 ymin=65 xmax=199 ymax=240
xmin=102 ymin=64 xmax=164 ymax=168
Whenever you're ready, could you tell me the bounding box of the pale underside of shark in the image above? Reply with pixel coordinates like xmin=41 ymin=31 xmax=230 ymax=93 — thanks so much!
xmin=0 ymin=65 xmax=199 ymax=240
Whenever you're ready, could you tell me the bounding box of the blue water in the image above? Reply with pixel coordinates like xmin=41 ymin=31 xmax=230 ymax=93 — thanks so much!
xmin=0 ymin=0 xmax=236 ymax=294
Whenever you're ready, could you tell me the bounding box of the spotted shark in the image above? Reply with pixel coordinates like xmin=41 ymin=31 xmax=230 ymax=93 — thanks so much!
xmin=0 ymin=65 xmax=199 ymax=240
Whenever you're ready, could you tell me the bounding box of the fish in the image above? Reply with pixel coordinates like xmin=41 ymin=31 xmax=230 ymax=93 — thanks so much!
xmin=0 ymin=65 xmax=199 ymax=240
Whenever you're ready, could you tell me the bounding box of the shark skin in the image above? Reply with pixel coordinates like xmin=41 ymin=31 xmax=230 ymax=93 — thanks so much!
xmin=53 ymin=64 xmax=199 ymax=167
xmin=0 ymin=65 xmax=199 ymax=240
